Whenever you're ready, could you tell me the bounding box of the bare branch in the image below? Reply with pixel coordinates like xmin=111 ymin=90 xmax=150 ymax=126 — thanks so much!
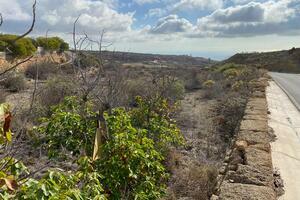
xmin=0 ymin=13 xmax=3 ymax=27
xmin=11 ymin=0 xmax=36 ymax=44
xmin=73 ymin=15 xmax=81 ymax=52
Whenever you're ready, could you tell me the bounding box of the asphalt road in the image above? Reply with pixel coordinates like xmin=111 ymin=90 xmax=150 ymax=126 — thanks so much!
xmin=269 ymin=72 xmax=300 ymax=110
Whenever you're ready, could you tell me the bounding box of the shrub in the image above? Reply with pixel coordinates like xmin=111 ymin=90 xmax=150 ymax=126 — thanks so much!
xmin=131 ymin=96 xmax=184 ymax=152
xmin=38 ymin=76 xmax=76 ymax=111
xmin=223 ymin=68 xmax=239 ymax=78
xmin=97 ymin=108 xmax=168 ymax=199
xmin=202 ymin=80 xmax=215 ymax=89
xmin=1 ymin=72 xmax=27 ymax=92
xmin=25 ymin=62 xmax=58 ymax=80
xmin=0 ymin=89 xmax=7 ymax=103
xmin=35 ymin=97 xmax=97 ymax=157
xmin=167 ymin=163 xmax=218 ymax=200
xmin=16 ymin=158 xmax=106 ymax=199
xmin=33 ymin=95 xmax=184 ymax=199
xmin=160 ymin=79 xmax=185 ymax=103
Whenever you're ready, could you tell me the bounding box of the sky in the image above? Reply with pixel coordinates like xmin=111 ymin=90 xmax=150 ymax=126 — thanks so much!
xmin=0 ymin=0 xmax=300 ymax=60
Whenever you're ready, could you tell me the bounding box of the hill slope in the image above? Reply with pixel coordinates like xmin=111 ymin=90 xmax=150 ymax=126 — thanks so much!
xmin=225 ymin=48 xmax=300 ymax=73
xmin=89 ymin=50 xmax=217 ymax=68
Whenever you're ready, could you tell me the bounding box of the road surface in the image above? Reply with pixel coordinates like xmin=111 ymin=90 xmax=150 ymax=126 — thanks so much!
xmin=267 ymin=77 xmax=300 ymax=200
xmin=269 ymin=72 xmax=300 ymax=110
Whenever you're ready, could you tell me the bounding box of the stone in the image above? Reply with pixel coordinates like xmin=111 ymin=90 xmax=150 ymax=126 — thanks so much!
xmin=218 ymin=182 xmax=276 ymax=200
xmin=226 ymin=164 xmax=273 ymax=186
xmin=235 ymin=140 xmax=248 ymax=151
xmin=210 ymin=195 xmax=219 ymax=200
xmin=245 ymin=147 xmax=273 ymax=170
xmin=238 ymin=130 xmax=271 ymax=145
xmin=240 ymin=120 xmax=268 ymax=132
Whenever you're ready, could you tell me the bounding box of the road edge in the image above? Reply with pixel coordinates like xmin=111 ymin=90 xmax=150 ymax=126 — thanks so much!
xmin=271 ymin=77 xmax=300 ymax=112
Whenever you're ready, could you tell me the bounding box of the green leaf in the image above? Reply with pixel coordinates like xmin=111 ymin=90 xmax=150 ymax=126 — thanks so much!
xmin=5 ymin=130 xmax=12 ymax=142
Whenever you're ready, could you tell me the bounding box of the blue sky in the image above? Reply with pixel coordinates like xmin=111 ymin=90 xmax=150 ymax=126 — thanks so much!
xmin=1 ymin=0 xmax=300 ymax=60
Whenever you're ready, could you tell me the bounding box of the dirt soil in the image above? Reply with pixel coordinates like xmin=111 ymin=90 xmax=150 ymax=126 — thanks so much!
xmin=166 ymin=89 xmax=226 ymax=199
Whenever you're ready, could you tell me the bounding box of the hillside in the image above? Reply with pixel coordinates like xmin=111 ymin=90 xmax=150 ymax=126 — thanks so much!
xmin=88 ymin=50 xmax=217 ymax=68
xmin=225 ymin=47 xmax=300 ymax=73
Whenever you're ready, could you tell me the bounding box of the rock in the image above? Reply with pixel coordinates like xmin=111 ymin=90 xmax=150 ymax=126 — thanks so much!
xmin=274 ymin=178 xmax=284 ymax=188
xmin=226 ymin=164 xmax=273 ymax=186
xmin=218 ymin=182 xmax=276 ymax=200
xmin=240 ymin=120 xmax=268 ymax=133
xmin=219 ymin=166 xmax=226 ymax=175
xmin=251 ymin=143 xmax=271 ymax=153
xmin=238 ymin=130 xmax=271 ymax=145
xmin=245 ymin=147 xmax=273 ymax=170
xmin=228 ymin=164 xmax=238 ymax=171
xmin=210 ymin=195 xmax=219 ymax=200
xmin=235 ymin=140 xmax=248 ymax=151
xmin=224 ymin=156 xmax=230 ymax=163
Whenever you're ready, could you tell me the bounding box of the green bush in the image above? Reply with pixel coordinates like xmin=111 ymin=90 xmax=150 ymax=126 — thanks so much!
xmin=131 ymin=96 xmax=184 ymax=152
xmin=0 ymin=34 xmax=36 ymax=57
xmin=16 ymin=158 xmax=106 ymax=199
xmin=32 ymin=95 xmax=184 ymax=199
xmin=35 ymin=97 xmax=97 ymax=157
xmin=36 ymin=37 xmax=69 ymax=52
xmin=97 ymin=108 xmax=168 ymax=199
xmin=11 ymin=38 xmax=36 ymax=57
xmin=202 ymin=80 xmax=215 ymax=89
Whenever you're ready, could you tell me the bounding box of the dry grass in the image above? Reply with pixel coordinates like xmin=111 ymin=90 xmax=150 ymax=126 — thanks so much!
xmin=1 ymin=72 xmax=27 ymax=92
xmin=0 ymin=89 xmax=7 ymax=103
xmin=166 ymin=149 xmax=218 ymax=200
xmin=25 ymin=62 xmax=59 ymax=80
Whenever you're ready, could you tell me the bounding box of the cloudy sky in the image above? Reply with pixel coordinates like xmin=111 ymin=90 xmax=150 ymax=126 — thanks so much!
xmin=1 ymin=0 xmax=300 ymax=60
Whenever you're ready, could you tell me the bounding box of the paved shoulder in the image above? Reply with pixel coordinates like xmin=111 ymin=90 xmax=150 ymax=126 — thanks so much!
xmin=267 ymin=81 xmax=300 ymax=200
xmin=269 ymin=72 xmax=300 ymax=110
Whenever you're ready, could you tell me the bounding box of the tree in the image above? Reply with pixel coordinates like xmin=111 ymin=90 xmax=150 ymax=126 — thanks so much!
xmin=10 ymin=38 xmax=36 ymax=57
xmin=59 ymin=42 xmax=69 ymax=52
xmin=36 ymin=36 xmax=69 ymax=52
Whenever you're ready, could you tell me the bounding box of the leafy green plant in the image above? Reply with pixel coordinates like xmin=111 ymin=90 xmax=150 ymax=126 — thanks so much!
xmin=35 ymin=97 xmax=97 ymax=158
xmin=17 ymin=157 xmax=106 ymax=200
xmin=97 ymin=108 xmax=168 ymax=199
xmin=32 ymin=95 xmax=184 ymax=199
xmin=131 ymin=96 xmax=184 ymax=153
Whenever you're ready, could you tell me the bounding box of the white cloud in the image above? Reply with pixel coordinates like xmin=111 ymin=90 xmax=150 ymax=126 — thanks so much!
xmin=194 ymin=0 xmax=298 ymax=37
xmin=147 ymin=8 xmax=166 ymax=18
xmin=173 ymin=0 xmax=223 ymax=11
xmin=150 ymin=15 xmax=194 ymax=34
xmin=37 ymin=0 xmax=134 ymax=33
xmin=0 ymin=0 xmax=31 ymax=21
xmin=133 ymin=0 xmax=159 ymax=5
